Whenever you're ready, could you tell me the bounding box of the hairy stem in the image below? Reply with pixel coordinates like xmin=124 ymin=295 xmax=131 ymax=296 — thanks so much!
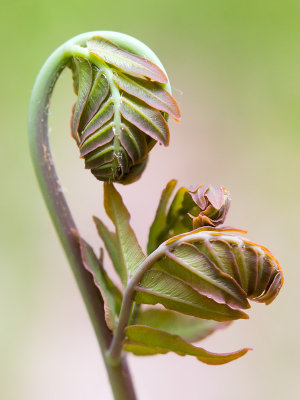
xmin=28 ymin=32 xmax=146 ymax=400
xmin=107 ymin=244 xmax=168 ymax=364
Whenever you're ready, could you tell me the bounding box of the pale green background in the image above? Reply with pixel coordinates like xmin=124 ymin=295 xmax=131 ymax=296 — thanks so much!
xmin=1 ymin=0 xmax=299 ymax=399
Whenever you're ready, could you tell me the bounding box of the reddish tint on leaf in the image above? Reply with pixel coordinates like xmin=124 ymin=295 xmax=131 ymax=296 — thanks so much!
xmin=119 ymin=123 xmax=148 ymax=163
xmin=163 ymin=228 xmax=283 ymax=307
xmin=114 ymin=73 xmax=181 ymax=121
xmin=188 ymin=185 xmax=231 ymax=228
xmin=87 ymin=36 xmax=168 ymax=83
xmin=120 ymin=97 xmax=169 ymax=145
xmin=124 ymin=325 xmax=251 ymax=365
xmin=79 ymin=101 xmax=114 ymax=143
xmin=80 ymin=123 xmax=114 ymax=157
xmin=84 ymin=145 xmax=115 ymax=169
xmin=80 ymin=123 xmax=115 ymax=157
xmin=78 ymin=70 xmax=110 ymax=131
xmin=147 ymin=182 xmax=233 ymax=253
xmin=70 ymin=35 xmax=181 ymax=183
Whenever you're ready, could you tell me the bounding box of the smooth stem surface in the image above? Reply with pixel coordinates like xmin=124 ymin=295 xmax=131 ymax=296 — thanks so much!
xmin=28 ymin=32 xmax=140 ymax=400
xmin=107 ymin=244 xmax=168 ymax=364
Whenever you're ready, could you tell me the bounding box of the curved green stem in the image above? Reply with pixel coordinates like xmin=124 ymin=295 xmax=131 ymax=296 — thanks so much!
xmin=107 ymin=244 xmax=168 ymax=364
xmin=28 ymin=31 xmax=167 ymax=400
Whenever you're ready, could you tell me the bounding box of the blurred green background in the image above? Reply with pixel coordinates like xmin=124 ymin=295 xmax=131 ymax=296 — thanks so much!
xmin=1 ymin=0 xmax=299 ymax=398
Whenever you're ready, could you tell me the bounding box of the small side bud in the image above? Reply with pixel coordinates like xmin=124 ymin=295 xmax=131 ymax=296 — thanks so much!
xmin=186 ymin=185 xmax=230 ymax=229
xmin=148 ymin=182 xmax=231 ymax=253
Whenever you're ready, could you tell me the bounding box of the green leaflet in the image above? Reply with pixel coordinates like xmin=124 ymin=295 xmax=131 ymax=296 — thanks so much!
xmin=167 ymin=186 xmax=188 ymax=223
xmin=76 ymin=232 xmax=122 ymax=331
xmin=80 ymin=100 xmax=114 ymax=143
xmin=134 ymin=269 xmax=248 ymax=321
xmin=150 ymin=185 xmax=195 ymax=247
xmin=114 ymin=73 xmax=180 ymax=121
xmin=71 ymin=58 xmax=93 ymax=139
xmin=80 ymin=122 xmax=115 ymax=157
xmin=119 ymin=122 xmax=148 ymax=164
xmin=124 ymin=325 xmax=250 ymax=365
xmin=120 ymin=96 xmax=169 ymax=146
xmin=87 ymin=36 xmax=168 ymax=83
xmin=85 ymin=145 xmax=114 ymax=169
xmin=147 ymin=179 xmax=177 ymax=254
xmin=78 ymin=68 xmax=110 ymax=132
xmin=201 ymin=239 xmax=243 ymax=286
xmin=135 ymin=308 xmax=230 ymax=343
xmin=93 ymin=216 xmax=127 ymax=287
xmin=163 ymin=242 xmax=249 ymax=309
xmin=104 ymin=183 xmax=146 ymax=277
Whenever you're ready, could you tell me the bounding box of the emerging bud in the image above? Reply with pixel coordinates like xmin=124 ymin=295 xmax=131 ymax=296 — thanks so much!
xmin=69 ymin=35 xmax=180 ymax=184
xmin=187 ymin=185 xmax=230 ymax=229
xmin=147 ymin=181 xmax=230 ymax=253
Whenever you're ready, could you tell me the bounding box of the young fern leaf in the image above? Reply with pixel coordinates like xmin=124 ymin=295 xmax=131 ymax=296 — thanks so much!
xmin=113 ymin=73 xmax=180 ymax=120
xmin=134 ymin=308 xmax=230 ymax=343
xmin=87 ymin=36 xmax=168 ymax=83
xmin=124 ymin=325 xmax=250 ymax=365
xmin=163 ymin=228 xmax=283 ymax=306
xmin=93 ymin=216 xmax=128 ymax=287
xmin=70 ymin=36 xmax=181 ymax=183
xmin=134 ymin=269 xmax=248 ymax=321
xmin=104 ymin=182 xmax=146 ymax=278
xmin=147 ymin=179 xmax=177 ymax=254
xmin=74 ymin=230 xmax=122 ymax=330
xmin=161 ymin=243 xmax=250 ymax=310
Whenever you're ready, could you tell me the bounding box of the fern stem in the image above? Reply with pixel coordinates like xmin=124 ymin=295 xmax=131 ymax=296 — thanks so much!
xmin=28 ymin=33 xmax=139 ymax=400
xmin=107 ymin=244 xmax=168 ymax=364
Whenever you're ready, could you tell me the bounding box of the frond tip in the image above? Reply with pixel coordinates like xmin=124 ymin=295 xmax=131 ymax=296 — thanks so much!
xmin=69 ymin=35 xmax=180 ymax=184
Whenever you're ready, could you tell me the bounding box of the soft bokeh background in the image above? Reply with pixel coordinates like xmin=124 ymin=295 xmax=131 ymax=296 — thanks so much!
xmin=1 ymin=0 xmax=299 ymax=399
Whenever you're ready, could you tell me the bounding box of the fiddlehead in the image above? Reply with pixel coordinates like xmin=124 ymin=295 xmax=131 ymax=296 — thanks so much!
xmin=69 ymin=36 xmax=180 ymax=183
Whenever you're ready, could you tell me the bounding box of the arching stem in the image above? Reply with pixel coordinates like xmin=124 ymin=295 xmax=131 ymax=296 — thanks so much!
xmin=28 ymin=32 xmax=143 ymax=400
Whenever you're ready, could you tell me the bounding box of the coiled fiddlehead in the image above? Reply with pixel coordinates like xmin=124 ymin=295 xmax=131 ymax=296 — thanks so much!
xmin=70 ymin=36 xmax=180 ymax=183
xmin=158 ymin=227 xmax=283 ymax=310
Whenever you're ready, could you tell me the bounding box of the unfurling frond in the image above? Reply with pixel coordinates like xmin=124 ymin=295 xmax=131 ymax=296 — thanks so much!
xmin=69 ymin=36 xmax=180 ymax=184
